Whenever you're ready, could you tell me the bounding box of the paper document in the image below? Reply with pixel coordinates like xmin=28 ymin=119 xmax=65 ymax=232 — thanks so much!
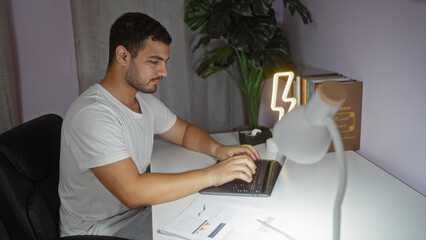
xmin=158 ymin=198 xmax=298 ymax=240
xmin=158 ymin=198 xmax=236 ymax=239
xmin=224 ymin=212 xmax=298 ymax=240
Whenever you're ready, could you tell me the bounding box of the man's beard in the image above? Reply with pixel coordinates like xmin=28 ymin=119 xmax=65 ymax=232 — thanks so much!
xmin=125 ymin=61 xmax=159 ymax=93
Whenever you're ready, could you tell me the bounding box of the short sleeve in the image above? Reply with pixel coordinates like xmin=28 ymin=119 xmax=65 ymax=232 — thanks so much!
xmin=66 ymin=105 xmax=130 ymax=169
xmin=140 ymin=94 xmax=177 ymax=134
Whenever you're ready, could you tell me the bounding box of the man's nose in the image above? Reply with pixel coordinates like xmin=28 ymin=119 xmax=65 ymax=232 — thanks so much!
xmin=158 ymin=63 xmax=168 ymax=77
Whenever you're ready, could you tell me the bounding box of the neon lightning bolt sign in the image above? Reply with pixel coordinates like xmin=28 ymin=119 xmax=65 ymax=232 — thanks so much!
xmin=270 ymin=72 xmax=297 ymax=121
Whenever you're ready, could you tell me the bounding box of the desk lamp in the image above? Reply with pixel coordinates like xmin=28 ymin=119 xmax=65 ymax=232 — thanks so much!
xmin=272 ymin=81 xmax=347 ymax=240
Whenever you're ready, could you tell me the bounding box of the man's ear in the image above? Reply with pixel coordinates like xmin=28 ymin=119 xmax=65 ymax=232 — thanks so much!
xmin=115 ymin=45 xmax=130 ymax=66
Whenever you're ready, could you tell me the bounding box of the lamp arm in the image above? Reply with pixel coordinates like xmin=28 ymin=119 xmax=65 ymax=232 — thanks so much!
xmin=325 ymin=117 xmax=348 ymax=240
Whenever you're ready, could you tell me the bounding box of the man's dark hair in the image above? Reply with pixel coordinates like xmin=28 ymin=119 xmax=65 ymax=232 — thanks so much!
xmin=108 ymin=12 xmax=172 ymax=66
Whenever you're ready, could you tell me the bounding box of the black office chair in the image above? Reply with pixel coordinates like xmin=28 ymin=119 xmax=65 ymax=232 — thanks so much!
xmin=0 ymin=114 xmax=127 ymax=240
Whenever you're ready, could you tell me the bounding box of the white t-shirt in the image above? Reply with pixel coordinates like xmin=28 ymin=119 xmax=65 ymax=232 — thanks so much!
xmin=58 ymin=84 xmax=176 ymax=236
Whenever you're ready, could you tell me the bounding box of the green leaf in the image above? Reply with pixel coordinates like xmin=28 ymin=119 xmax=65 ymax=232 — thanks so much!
xmin=193 ymin=36 xmax=211 ymax=52
xmin=227 ymin=9 xmax=277 ymax=52
xmin=206 ymin=2 xmax=233 ymax=38
xmin=282 ymin=0 xmax=312 ymax=24
xmin=252 ymin=0 xmax=274 ymax=16
xmin=195 ymin=46 xmax=236 ymax=78
xmin=232 ymin=0 xmax=274 ymax=16
xmin=232 ymin=0 xmax=254 ymax=17
xmin=184 ymin=0 xmax=212 ymax=31
xmin=196 ymin=65 xmax=230 ymax=79
xmin=253 ymin=30 xmax=294 ymax=76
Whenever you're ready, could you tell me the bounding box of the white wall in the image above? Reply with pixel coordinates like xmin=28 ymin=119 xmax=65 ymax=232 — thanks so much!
xmin=277 ymin=0 xmax=426 ymax=195
xmin=9 ymin=0 xmax=79 ymax=122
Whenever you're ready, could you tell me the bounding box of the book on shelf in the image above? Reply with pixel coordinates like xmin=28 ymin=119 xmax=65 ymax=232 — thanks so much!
xmin=307 ymin=77 xmax=354 ymax=102
xmin=329 ymin=80 xmax=363 ymax=152
xmin=294 ymin=73 xmax=363 ymax=151
xmin=295 ymin=73 xmax=341 ymax=105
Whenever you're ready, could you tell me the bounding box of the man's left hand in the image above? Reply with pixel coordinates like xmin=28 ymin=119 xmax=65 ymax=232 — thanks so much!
xmin=214 ymin=144 xmax=260 ymax=161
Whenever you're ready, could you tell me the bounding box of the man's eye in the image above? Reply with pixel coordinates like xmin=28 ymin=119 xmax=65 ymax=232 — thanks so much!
xmin=150 ymin=61 xmax=158 ymax=64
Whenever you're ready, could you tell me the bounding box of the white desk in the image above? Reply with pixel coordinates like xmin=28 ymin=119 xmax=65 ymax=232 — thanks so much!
xmin=151 ymin=132 xmax=426 ymax=240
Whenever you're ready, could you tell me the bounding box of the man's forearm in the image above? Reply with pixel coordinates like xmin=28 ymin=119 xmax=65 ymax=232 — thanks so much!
xmin=158 ymin=117 xmax=259 ymax=161
xmin=181 ymin=124 xmax=221 ymax=158
xmin=92 ymin=157 xmax=216 ymax=208
xmin=131 ymin=169 xmax=213 ymax=207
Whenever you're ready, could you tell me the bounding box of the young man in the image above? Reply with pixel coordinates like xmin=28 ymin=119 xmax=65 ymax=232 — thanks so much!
xmin=58 ymin=12 xmax=259 ymax=239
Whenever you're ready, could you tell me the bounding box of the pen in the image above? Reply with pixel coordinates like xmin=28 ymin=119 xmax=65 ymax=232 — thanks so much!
xmin=256 ymin=219 xmax=295 ymax=240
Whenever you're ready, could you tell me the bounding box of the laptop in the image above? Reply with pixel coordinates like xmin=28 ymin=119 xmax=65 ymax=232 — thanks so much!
xmin=199 ymin=155 xmax=286 ymax=197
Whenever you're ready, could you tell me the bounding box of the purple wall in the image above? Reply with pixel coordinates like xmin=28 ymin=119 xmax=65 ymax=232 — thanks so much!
xmin=275 ymin=0 xmax=426 ymax=195
xmin=9 ymin=0 xmax=78 ymax=122
xmin=8 ymin=0 xmax=426 ymax=195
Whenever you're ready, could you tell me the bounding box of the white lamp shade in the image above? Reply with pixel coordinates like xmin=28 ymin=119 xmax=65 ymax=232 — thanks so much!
xmin=272 ymin=81 xmax=346 ymax=164
xmin=273 ymin=105 xmax=331 ymax=164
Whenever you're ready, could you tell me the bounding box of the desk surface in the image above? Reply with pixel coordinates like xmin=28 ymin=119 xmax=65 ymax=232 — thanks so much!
xmin=150 ymin=132 xmax=426 ymax=240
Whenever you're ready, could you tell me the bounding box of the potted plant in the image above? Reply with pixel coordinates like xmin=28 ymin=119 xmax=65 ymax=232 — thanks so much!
xmin=184 ymin=0 xmax=312 ymax=130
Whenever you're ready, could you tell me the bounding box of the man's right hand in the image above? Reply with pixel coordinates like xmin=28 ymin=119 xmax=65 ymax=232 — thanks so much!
xmin=206 ymin=154 xmax=257 ymax=187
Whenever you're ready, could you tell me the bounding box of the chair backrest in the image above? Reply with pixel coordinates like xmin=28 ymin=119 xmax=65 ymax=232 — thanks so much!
xmin=0 ymin=114 xmax=63 ymax=240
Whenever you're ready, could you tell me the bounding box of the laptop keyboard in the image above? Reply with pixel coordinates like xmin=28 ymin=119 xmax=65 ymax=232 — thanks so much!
xmin=231 ymin=160 xmax=269 ymax=193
